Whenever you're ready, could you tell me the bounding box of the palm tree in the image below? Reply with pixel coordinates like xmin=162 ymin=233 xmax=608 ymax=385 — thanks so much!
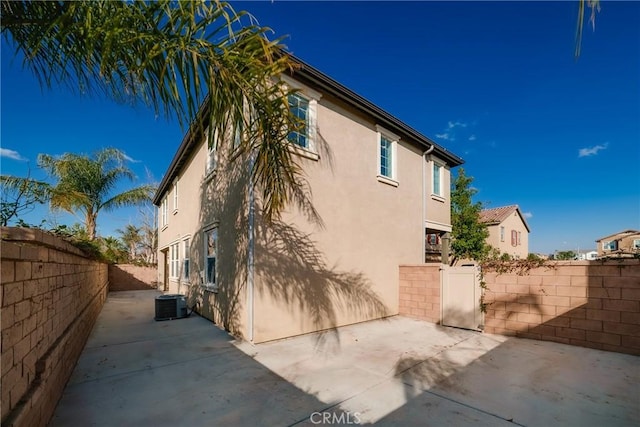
xmin=38 ymin=148 xmax=154 ymax=240
xmin=575 ymin=0 xmax=601 ymax=58
xmin=1 ymin=0 xmax=312 ymax=222
xmin=117 ymin=224 xmax=142 ymax=261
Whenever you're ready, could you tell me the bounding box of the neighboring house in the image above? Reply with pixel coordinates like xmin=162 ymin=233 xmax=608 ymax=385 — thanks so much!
xmin=479 ymin=205 xmax=530 ymax=259
xmin=596 ymin=230 xmax=640 ymax=258
xmin=153 ymin=56 xmax=463 ymax=344
xmin=575 ymin=250 xmax=598 ymax=261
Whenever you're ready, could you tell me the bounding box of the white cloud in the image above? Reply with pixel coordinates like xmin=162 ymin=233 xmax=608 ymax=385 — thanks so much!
xmin=468 ymin=135 xmax=476 ymax=141
xmin=523 ymin=212 xmax=533 ymax=219
xmin=435 ymin=133 xmax=451 ymax=140
xmin=447 ymin=121 xmax=467 ymax=129
xmin=122 ymin=152 xmax=141 ymax=163
xmin=578 ymin=143 xmax=608 ymax=158
xmin=0 ymin=148 xmax=27 ymax=161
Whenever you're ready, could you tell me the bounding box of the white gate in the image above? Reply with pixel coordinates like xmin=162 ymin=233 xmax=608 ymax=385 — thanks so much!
xmin=441 ymin=264 xmax=483 ymax=331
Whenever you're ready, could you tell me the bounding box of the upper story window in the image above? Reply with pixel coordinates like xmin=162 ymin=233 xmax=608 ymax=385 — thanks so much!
xmin=172 ymin=180 xmax=178 ymax=212
xmin=602 ymin=240 xmax=617 ymax=251
xmin=288 ymin=94 xmax=310 ymax=149
xmin=280 ymin=75 xmax=321 ymax=159
xmin=160 ymin=197 xmax=168 ymax=228
xmin=500 ymin=226 xmax=505 ymax=242
xmin=380 ymin=136 xmax=393 ymax=178
xmin=433 ymin=162 xmax=443 ymax=197
xmin=634 ymin=239 xmax=640 ymax=250
xmin=376 ymin=125 xmax=399 ymax=186
xmin=205 ymin=128 xmax=218 ymax=175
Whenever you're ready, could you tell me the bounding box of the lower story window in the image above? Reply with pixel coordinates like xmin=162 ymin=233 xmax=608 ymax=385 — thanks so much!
xmin=205 ymin=228 xmax=217 ymax=285
xmin=183 ymin=238 xmax=190 ymax=280
xmin=170 ymin=242 xmax=179 ymax=278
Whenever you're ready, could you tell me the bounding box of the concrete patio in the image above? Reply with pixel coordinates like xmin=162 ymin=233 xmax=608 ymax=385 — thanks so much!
xmin=50 ymin=290 xmax=639 ymax=426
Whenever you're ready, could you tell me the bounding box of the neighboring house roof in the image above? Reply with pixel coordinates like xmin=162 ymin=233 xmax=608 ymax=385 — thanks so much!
xmin=153 ymin=54 xmax=464 ymax=205
xmin=479 ymin=205 xmax=531 ymax=233
xmin=595 ymin=229 xmax=640 ymax=242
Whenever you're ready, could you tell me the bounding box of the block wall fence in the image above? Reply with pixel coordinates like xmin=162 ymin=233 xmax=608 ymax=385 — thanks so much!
xmin=399 ymin=260 xmax=640 ymax=356
xmin=108 ymin=264 xmax=158 ymax=292
xmin=1 ymin=227 xmax=109 ymax=427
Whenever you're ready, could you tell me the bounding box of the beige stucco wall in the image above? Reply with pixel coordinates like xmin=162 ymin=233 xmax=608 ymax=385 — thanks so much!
xmin=251 ymin=91 xmax=452 ymax=343
xmin=486 ymin=211 xmax=529 ymax=259
xmin=157 ymin=137 xmax=250 ymax=339
xmin=157 ymin=76 xmax=456 ymax=344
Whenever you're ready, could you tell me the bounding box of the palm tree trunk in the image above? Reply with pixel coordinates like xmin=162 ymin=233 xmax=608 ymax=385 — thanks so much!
xmin=86 ymin=212 xmax=97 ymax=240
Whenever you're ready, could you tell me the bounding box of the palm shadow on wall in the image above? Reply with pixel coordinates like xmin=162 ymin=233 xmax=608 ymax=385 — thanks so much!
xmin=185 ymin=129 xmax=388 ymax=346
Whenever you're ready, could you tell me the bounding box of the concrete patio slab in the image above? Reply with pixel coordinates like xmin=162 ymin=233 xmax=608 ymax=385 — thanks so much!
xmin=50 ymin=290 xmax=639 ymax=426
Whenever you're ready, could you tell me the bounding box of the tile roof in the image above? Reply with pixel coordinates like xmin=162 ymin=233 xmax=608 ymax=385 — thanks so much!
xmin=479 ymin=205 xmax=519 ymax=225
xmin=595 ymin=229 xmax=640 ymax=242
xmin=479 ymin=205 xmax=531 ymax=232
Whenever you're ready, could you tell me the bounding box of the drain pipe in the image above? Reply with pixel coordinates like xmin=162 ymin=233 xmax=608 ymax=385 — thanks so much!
xmin=422 ymin=144 xmax=434 ymax=262
xmin=247 ymin=151 xmax=256 ymax=343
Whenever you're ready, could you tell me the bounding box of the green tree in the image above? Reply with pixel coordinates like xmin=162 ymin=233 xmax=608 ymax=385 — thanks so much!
xmin=450 ymin=168 xmax=489 ymax=264
xmin=117 ymin=224 xmax=142 ymax=261
xmin=1 ymin=0 xmax=312 ymax=222
xmin=100 ymin=236 xmax=128 ymax=263
xmin=37 ymin=148 xmax=154 ymax=240
xmin=0 ymin=171 xmax=50 ymax=226
xmin=555 ymin=250 xmax=577 ymax=260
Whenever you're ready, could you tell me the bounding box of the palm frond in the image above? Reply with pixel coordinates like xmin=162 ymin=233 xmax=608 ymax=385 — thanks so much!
xmin=100 ymin=185 xmax=155 ymax=211
xmin=3 ymin=0 xmax=309 ymax=222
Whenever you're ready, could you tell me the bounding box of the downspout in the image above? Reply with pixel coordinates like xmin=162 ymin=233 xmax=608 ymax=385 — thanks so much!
xmin=247 ymin=151 xmax=256 ymax=343
xmin=422 ymin=145 xmax=434 ymax=262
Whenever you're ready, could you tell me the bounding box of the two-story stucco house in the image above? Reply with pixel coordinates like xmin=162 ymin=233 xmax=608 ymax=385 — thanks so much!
xmin=153 ymin=56 xmax=463 ymax=344
xmin=596 ymin=229 xmax=640 ymax=258
xmin=479 ymin=205 xmax=530 ymax=259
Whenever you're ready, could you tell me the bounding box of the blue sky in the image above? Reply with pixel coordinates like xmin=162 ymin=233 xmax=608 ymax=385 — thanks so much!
xmin=1 ymin=1 xmax=639 ymax=254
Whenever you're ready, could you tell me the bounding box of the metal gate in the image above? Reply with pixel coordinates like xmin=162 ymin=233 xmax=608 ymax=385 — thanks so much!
xmin=441 ymin=264 xmax=483 ymax=331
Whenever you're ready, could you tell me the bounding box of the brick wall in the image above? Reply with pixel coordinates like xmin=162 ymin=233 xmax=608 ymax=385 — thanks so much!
xmin=399 ymin=265 xmax=441 ymax=323
xmin=108 ymin=264 xmax=158 ymax=291
xmin=1 ymin=227 xmax=109 ymax=427
xmin=483 ymin=260 xmax=640 ymax=355
xmin=399 ymin=261 xmax=640 ymax=356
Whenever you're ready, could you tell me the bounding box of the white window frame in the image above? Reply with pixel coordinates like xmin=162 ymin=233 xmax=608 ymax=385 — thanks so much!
xmin=633 ymin=239 xmax=640 ymax=250
xmin=182 ymin=238 xmax=190 ymax=281
xmin=432 ymin=161 xmax=444 ymax=197
xmin=160 ymin=197 xmax=168 ymax=228
xmin=204 ymin=227 xmax=218 ymax=290
xmin=376 ymin=125 xmax=399 ymax=186
xmin=172 ymin=180 xmax=179 ymax=213
xmin=603 ymin=240 xmax=617 ymax=251
xmin=205 ymin=127 xmax=218 ymax=176
xmin=169 ymin=242 xmax=180 ymax=279
xmin=280 ymin=75 xmax=321 ymax=160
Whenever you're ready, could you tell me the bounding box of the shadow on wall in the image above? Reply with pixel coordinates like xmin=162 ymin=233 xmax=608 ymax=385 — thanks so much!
xmin=183 ymin=129 xmax=387 ymax=344
xmin=254 ymin=215 xmax=389 ymax=344
xmin=108 ymin=264 xmax=158 ymax=292
xmin=483 ymin=261 xmax=640 ymax=356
